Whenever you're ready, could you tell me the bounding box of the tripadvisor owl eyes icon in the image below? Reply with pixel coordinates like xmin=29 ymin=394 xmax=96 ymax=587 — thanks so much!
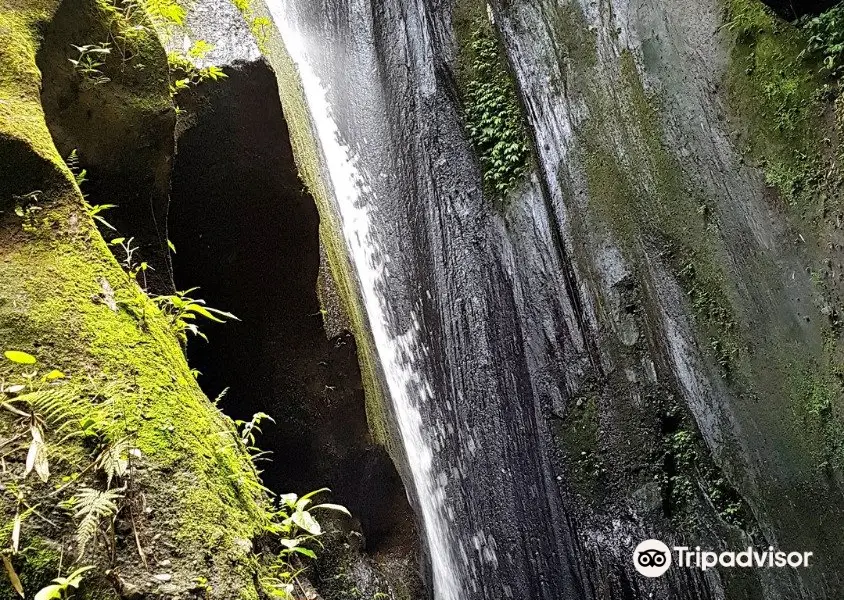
xmin=637 ymin=549 xmax=668 ymax=567
xmin=633 ymin=540 xmax=673 ymax=577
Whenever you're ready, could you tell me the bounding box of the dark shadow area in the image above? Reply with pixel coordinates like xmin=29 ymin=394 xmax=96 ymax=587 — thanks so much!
xmin=36 ymin=0 xmax=175 ymax=292
xmin=168 ymin=60 xmax=417 ymax=558
xmin=760 ymin=0 xmax=839 ymax=19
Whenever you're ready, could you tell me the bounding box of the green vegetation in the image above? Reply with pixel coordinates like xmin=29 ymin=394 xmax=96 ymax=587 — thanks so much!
xmin=67 ymin=43 xmax=111 ymax=85
xmin=1 ymin=350 xmax=348 ymax=598
xmin=0 ymin=0 xmax=352 ymax=597
xmin=152 ymin=288 xmax=239 ymax=344
xmin=453 ymin=0 xmax=531 ymax=201
xmin=802 ymin=4 xmax=844 ymax=75
xmin=662 ymin=424 xmax=746 ymax=530
xmin=167 ymin=41 xmax=227 ymax=98
xmin=66 ymin=0 xmax=228 ymax=110
xmin=724 ymin=0 xmax=831 ymax=220
xmin=578 ymin=45 xmax=741 ymax=376
xmin=724 ymin=0 xmax=844 ymax=470
xmin=231 ymin=0 xmax=270 ymax=53
xmin=259 ymin=490 xmax=351 ymax=599
xmin=33 ymin=566 xmax=93 ymax=600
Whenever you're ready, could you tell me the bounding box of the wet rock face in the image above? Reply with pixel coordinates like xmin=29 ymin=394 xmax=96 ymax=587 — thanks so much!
xmin=167 ymin=58 xmax=422 ymax=599
xmin=261 ymin=0 xmax=844 ymax=598
xmin=492 ymin=0 xmax=844 ymax=596
xmin=36 ymin=0 xmax=175 ymax=292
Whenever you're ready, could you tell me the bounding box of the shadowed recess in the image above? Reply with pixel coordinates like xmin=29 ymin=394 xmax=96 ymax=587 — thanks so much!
xmin=167 ymin=60 xmax=419 ymax=561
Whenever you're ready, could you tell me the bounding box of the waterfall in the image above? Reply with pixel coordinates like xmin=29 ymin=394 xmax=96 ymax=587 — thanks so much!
xmin=266 ymin=5 xmax=466 ymax=599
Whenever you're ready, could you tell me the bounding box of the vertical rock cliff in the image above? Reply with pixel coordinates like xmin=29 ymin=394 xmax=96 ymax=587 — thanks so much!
xmin=251 ymin=0 xmax=844 ymax=598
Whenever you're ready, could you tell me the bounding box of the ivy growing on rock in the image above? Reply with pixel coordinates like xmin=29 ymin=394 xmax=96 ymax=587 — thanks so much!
xmin=456 ymin=8 xmax=531 ymax=201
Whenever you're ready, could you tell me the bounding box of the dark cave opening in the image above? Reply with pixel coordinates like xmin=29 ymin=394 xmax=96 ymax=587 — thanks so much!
xmin=167 ymin=60 xmax=416 ymax=557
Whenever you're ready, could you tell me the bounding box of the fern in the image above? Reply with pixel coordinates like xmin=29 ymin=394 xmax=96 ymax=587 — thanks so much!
xmin=21 ymin=385 xmax=86 ymax=428
xmin=96 ymin=438 xmax=131 ymax=487
xmin=74 ymin=487 xmax=123 ymax=558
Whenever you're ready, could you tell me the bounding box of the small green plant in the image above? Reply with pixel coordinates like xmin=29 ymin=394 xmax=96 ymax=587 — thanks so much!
xmin=68 ymin=44 xmax=112 ymax=85
xmin=109 ymin=237 xmax=152 ymax=288
xmin=65 ymin=150 xmax=87 ymax=188
xmin=65 ymin=150 xmax=120 ymax=232
xmin=152 ymin=288 xmax=238 ymax=343
xmin=802 ymin=4 xmax=844 ymax=76
xmin=72 ymin=487 xmax=124 ymax=558
xmin=12 ymin=191 xmax=43 ymax=231
xmin=33 ymin=566 xmax=94 ymax=600
xmin=167 ymin=43 xmax=227 ymax=97
xmin=259 ymin=489 xmax=350 ymax=599
xmin=1 ymin=351 xmax=68 ymax=484
xmin=86 ymin=202 xmax=118 ymax=231
xmin=236 ymin=412 xmax=274 ymax=449
xmin=141 ymin=0 xmax=186 ymax=29
xmin=95 ymin=0 xmax=148 ymax=63
xmin=250 ymin=16 xmax=271 ymax=51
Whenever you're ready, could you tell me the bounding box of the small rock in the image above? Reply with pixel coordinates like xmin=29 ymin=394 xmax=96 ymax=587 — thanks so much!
xmin=157 ymin=559 xmax=171 ymax=568
xmin=153 ymin=574 xmax=171 ymax=582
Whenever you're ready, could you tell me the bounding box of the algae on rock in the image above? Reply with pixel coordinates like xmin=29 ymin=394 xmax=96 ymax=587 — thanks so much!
xmin=0 ymin=1 xmax=269 ymax=597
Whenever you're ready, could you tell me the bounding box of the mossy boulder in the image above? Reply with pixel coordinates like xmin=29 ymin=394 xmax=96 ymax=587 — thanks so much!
xmin=0 ymin=1 xmax=267 ymax=597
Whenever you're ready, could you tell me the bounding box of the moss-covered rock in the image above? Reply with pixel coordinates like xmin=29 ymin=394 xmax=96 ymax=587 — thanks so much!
xmin=0 ymin=1 xmax=267 ymax=597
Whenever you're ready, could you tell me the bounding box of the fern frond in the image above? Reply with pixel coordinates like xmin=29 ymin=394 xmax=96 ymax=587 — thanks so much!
xmin=18 ymin=385 xmax=84 ymax=426
xmin=74 ymin=487 xmax=123 ymax=558
xmin=96 ymin=438 xmax=131 ymax=487
xmin=213 ymin=387 xmax=229 ymax=405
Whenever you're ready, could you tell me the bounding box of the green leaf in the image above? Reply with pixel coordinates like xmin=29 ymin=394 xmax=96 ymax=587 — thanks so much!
xmin=288 ymin=546 xmax=317 ymax=559
xmin=185 ymin=304 xmax=226 ymax=322
xmin=167 ymin=239 xmax=177 ymax=253
xmin=279 ymin=493 xmax=298 ymax=508
xmin=34 ymin=584 xmax=62 ymax=600
xmin=4 ymin=351 xmax=36 ymax=365
xmin=299 ymin=487 xmax=330 ymax=502
xmin=291 ymin=509 xmax=321 ymax=535
xmin=63 ymin=566 xmax=95 ymax=588
xmin=311 ymin=503 xmax=352 ymax=517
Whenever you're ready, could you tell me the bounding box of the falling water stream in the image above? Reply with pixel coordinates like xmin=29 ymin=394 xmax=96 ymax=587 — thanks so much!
xmin=265 ymin=5 xmax=466 ymax=598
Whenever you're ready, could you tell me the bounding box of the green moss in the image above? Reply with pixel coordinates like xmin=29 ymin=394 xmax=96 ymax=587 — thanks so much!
xmin=0 ymin=540 xmax=63 ymax=600
xmin=661 ymin=423 xmax=748 ymax=531
xmin=723 ymin=0 xmax=844 ymax=472
xmin=0 ymin=8 xmax=62 ymax=172
xmin=724 ymin=0 xmax=835 ymax=223
xmin=453 ymin=0 xmax=531 ymax=202
xmin=580 ymin=50 xmax=741 ymax=375
xmin=554 ymin=395 xmax=605 ymax=501
xmin=786 ymin=353 xmax=844 ymax=469
xmin=0 ymin=2 xmax=266 ymax=597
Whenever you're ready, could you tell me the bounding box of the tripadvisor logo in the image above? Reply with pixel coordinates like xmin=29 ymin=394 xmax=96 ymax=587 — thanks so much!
xmin=633 ymin=540 xmax=672 ymax=577
xmin=633 ymin=540 xmax=813 ymax=578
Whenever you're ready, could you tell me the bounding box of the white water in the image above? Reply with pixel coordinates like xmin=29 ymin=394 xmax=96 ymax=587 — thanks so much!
xmin=265 ymin=5 xmax=465 ymax=599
